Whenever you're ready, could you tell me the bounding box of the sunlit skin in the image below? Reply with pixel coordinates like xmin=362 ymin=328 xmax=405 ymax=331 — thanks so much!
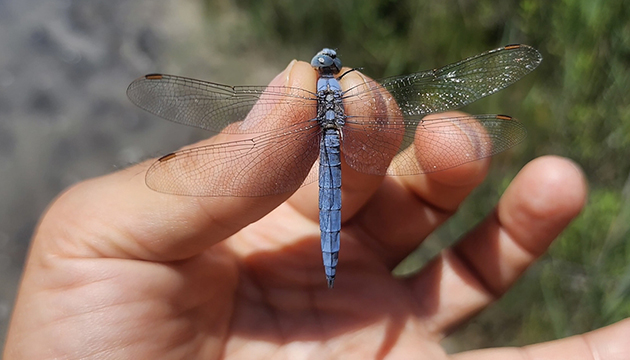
xmin=5 ymin=60 xmax=629 ymax=359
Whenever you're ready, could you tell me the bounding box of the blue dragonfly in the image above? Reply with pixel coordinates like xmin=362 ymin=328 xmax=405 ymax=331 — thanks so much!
xmin=127 ymin=44 xmax=542 ymax=288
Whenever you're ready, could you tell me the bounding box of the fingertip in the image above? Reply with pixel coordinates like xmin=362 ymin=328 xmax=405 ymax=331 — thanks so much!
xmin=392 ymin=111 xmax=497 ymax=212
xmin=499 ymin=155 xmax=588 ymax=255
xmin=267 ymin=59 xmax=298 ymax=87
xmin=284 ymin=59 xmax=317 ymax=92
xmin=519 ymin=156 xmax=587 ymax=213
xmin=263 ymin=59 xmax=316 ymax=96
xmin=503 ymin=155 xmax=588 ymax=221
xmin=419 ymin=112 xmax=494 ymax=187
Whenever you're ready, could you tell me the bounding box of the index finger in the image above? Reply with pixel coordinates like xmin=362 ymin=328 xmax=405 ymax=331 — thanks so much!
xmin=39 ymin=60 xmax=317 ymax=262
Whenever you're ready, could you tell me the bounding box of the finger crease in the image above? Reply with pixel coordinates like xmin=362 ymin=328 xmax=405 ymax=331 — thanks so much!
xmin=402 ymin=181 xmax=458 ymax=217
xmin=493 ymin=209 xmax=541 ymax=260
xmin=450 ymin=245 xmax=503 ymax=300
xmin=581 ymin=333 xmax=602 ymax=360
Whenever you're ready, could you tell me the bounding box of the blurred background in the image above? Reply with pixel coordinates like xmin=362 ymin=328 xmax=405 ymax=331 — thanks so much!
xmin=0 ymin=0 xmax=628 ymax=353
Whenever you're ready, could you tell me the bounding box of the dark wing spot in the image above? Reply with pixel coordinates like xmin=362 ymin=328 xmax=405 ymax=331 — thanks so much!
xmin=145 ymin=74 xmax=163 ymax=80
xmin=157 ymin=152 xmax=177 ymax=162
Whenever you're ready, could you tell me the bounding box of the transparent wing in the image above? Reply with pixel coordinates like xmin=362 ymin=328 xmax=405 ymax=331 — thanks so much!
xmin=127 ymin=74 xmax=318 ymax=134
xmin=342 ymin=114 xmax=526 ymax=176
xmin=145 ymin=121 xmax=321 ymax=196
xmin=342 ymin=44 xmax=542 ymax=117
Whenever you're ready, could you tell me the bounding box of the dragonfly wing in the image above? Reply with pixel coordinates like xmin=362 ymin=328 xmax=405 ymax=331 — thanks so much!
xmin=342 ymin=114 xmax=527 ymax=176
xmin=146 ymin=121 xmax=321 ymax=196
xmin=342 ymin=44 xmax=542 ymax=117
xmin=127 ymin=74 xmax=318 ymax=134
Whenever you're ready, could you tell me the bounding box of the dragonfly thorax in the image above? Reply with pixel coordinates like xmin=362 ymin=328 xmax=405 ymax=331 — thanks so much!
xmin=316 ymin=76 xmax=345 ymax=130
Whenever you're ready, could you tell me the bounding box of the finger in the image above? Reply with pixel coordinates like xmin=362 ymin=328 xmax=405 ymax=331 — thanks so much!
xmin=347 ymin=111 xmax=492 ymax=268
xmin=452 ymin=318 xmax=630 ymax=360
xmin=407 ymin=156 xmax=587 ymax=335
xmin=38 ymin=60 xmax=318 ymax=261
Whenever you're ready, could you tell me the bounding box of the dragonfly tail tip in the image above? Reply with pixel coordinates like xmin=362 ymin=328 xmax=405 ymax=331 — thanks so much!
xmin=327 ymin=277 xmax=335 ymax=289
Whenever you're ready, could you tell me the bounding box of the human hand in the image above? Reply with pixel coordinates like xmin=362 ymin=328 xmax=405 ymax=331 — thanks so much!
xmin=5 ymin=61 xmax=628 ymax=359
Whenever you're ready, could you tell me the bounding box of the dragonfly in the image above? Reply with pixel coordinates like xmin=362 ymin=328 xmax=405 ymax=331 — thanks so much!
xmin=127 ymin=44 xmax=542 ymax=288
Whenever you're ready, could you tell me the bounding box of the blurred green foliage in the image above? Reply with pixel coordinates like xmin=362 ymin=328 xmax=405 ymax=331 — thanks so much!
xmin=203 ymin=0 xmax=629 ymax=351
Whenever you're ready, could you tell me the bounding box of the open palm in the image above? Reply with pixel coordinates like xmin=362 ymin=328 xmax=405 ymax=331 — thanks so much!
xmin=5 ymin=63 xmax=628 ymax=360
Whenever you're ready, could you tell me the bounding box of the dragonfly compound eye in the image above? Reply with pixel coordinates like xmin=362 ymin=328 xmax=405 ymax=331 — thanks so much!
xmin=311 ymin=48 xmax=342 ymax=75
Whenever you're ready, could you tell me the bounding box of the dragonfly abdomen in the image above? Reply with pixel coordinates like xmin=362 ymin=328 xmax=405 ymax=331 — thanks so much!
xmin=319 ymin=128 xmax=342 ymax=288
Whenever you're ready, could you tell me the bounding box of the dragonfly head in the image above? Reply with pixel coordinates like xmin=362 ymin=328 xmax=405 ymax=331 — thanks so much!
xmin=311 ymin=48 xmax=342 ymax=75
